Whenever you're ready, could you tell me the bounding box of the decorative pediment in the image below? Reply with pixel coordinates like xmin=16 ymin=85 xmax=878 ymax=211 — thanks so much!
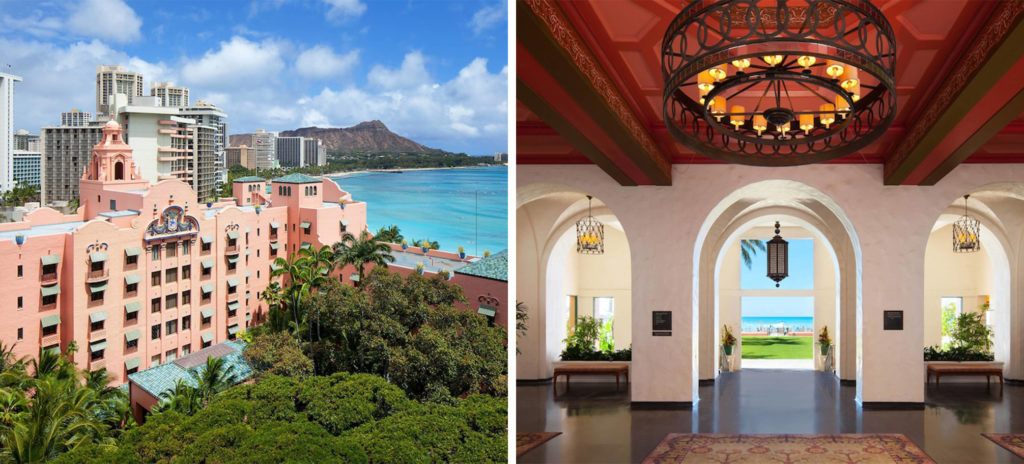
xmin=145 ymin=205 xmax=199 ymax=241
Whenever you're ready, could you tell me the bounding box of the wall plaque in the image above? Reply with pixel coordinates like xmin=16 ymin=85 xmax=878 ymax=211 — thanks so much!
xmin=653 ymin=311 xmax=671 ymax=336
xmin=883 ymin=310 xmax=903 ymax=330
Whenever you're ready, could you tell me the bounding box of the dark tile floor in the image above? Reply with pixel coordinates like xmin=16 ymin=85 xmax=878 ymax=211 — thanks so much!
xmin=517 ymin=369 xmax=1024 ymax=463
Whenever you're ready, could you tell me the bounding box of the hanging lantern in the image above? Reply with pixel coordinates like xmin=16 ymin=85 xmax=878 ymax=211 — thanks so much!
xmin=576 ymin=195 xmax=604 ymax=255
xmin=952 ymin=194 xmax=980 ymax=253
xmin=766 ymin=221 xmax=788 ymax=287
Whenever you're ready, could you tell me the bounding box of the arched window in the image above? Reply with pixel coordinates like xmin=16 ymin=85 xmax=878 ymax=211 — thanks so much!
xmin=114 ymin=161 xmax=124 ymax=180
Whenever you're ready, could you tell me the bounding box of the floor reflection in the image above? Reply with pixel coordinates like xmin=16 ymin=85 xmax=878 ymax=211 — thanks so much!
xmin=517 ymin=370 xmax=1024 ymax=463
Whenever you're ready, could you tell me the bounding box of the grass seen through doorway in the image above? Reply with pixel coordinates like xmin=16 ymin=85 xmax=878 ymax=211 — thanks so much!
xmin=741 ymin=336 xmax=813 ymax=359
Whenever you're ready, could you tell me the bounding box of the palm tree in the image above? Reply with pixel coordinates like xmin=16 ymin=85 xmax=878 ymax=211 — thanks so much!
xmin=299 ymin=244 xmax=336 ymax=277
xmin=740 ymin=239 xmax=766 ymax=269
xmin=195 ymin=357 xmax=237 ymax=406
xmin=374 ymin=225 xmax=403 ymax=244
xmin=271 ymin=254 xmax=313 ymax=335
xmin=333 ymin=230 xmax=395 ymax=286
xmin=152 ymin=379 xmax=202 ymax=416
xmin=260 ymin=281 xmax=288 ymax=332
xmin=1 ymin=376 xmax=110 ymax=462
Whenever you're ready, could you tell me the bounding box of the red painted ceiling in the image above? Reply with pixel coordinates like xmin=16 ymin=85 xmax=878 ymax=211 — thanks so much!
xmin=518 ymin=0 xmax=1024 ymax=165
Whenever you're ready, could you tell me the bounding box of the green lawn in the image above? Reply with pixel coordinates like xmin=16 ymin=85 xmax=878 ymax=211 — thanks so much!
xmin=741 ymin=336 xmax=813 ymax=359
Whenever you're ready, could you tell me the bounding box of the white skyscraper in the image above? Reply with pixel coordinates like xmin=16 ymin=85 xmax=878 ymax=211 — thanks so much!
xmin=1 ymin=71 xmax=23 ymax=192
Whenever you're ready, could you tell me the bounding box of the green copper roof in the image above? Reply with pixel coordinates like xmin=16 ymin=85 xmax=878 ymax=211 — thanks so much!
xmin=455 ymin=249 xmax=508 ymax=281
xmin=272 ymin=173 xmax=321 ymax=184
xmin=127 ymin=340 xmax=252 ymax=399
xmin=233 ymin=176 xmax=266 ymax=183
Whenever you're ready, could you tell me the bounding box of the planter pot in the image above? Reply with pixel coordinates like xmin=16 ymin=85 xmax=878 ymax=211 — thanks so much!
xmin=723 ymin=345 xmax=733 ymax=355
xmin=421 ymin=247 xmax=429 ymax=253
xmin=14 ymin=235 xmax=25 ymax=245
xmin=401 ymin=244 xmax=408 ymax=250
xmin=206 ymin=202 xmax=213 ymax=208
xmin=416 ymin=269 xmax=424 ymax=275
xmin=459 ymin=252 xmax=466 ymax=259
xmin=340 ymin=203 xmax=346 ymax=210
xmin=820 ymin=344 xmax=829 ymax=356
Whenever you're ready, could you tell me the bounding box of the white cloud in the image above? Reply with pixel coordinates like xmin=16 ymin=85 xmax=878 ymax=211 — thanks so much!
xmin=298 ymin=53 xmax=507 ymax=153
xmin=1 ymin=12 xmax=63 ymax=39
xmin=301 ymin=109 xmax=330 ymax=127
xmin=295 ymin=46 xmax=359 ymax=79
xmin=469 ymin=2 xmax=505 ymax=35
xmin=67 ymin=0 xmax=143 ymax=44
xmin=323 ymin=0 xmax=366 ymax=21
xmin=181 ymin=36 xmax=285 ymax=88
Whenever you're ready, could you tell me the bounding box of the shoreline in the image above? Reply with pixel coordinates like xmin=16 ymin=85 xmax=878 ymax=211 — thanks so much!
xmin=324 ymin=164 xmax=506 ymax=178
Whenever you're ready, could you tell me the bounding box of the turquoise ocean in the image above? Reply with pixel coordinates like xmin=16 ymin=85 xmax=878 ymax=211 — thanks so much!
xmin=330 ymin=166 xmax=507 ymax=255
xmin=741 ymin=317 xmax=814 ymax=333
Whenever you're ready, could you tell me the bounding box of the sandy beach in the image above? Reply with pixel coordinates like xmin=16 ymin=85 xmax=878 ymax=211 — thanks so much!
xmin=324 ymin=165 xmax=504 ymax=178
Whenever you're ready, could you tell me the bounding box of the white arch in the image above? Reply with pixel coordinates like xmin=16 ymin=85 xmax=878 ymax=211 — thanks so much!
xmin=692 ymin=180 xmax=863 ymax=402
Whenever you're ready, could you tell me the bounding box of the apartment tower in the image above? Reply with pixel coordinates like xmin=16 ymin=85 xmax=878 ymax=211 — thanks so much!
xmin=95 ymin=65 xmax=143 ymax=116
xmin=150 ymin=82 xmax=190 ymax=108
xmin=1 ymin=71 xmax=22 ymax=192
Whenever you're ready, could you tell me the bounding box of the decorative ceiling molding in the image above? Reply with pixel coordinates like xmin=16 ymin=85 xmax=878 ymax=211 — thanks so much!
xmin=884 ymin=0 xmax=1024 ymax=185
xmin=520 ymin=0 xmax=672 ymax=185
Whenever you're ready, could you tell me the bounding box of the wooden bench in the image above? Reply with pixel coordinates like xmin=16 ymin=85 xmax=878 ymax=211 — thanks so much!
xmin=552 ymin=364 xmax=629 ymax=391
xmin=927 ymin=364 xmax=1003 ymax=387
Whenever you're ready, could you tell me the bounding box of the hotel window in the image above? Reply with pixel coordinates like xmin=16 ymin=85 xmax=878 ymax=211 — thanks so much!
xmin=126 ymin=365 xmax=138 ymax=375
xmin=182 ymin=316 xmax=191 ymax=331
xmin=151 ymin=297 xmax=160 ymax=313
xmin=126 ymin=308 xmax=138 ymax=324
xmin=17 ymin=296 xmax=22 ymax=309
xmin=152 ymin=246 xmax=160 ymax=261
xmin=151 ymin=354 xmax=161 ymax=367
xmin=182 ymin=240 xmax=190 ymax=255
xmin=166 ymin=320 xmax=177 ymax=336
xmin=201 ymin=240 xmax=211 ymax=253
xmin=90 ymin=288 xmax=104 ymax=302
xmin=90 ymin=315 xmax=105 ymax=332
xmin=227 ymin=260 xmax=237 ymax=271
xmin=90 ymin=259 xmax=103 ymax=273
xmin=182 ymin=345 xmax=191 ymax=356
xmin=182 ymin=290 xmax=191 ymax=305
xmin=151 ymin=271 xmax=161 ymax=286
xmin=182 ymin=265 xmax=191 ymax=279
xmin=165 ymin=294 xmax=177 ymax=310
xmin=125 ymin=280 xmax=138 ymax=296
xmin=42 ymin=323 xmax=57 ymax=337
xmin=201 ymin=311 xmax=212 ymax=327
xmin=151 ymin=324 xmax=161 ymax=340
xmin=166 ymin=268 xmax=177 ymax=283
xmin=17 ymin=328 xmax=22 ymax=340
xmin=125 ymin=250 xmax=138 ymax=266
xmin=165 ymin=349 xmax=177 ymax=363
xmin=126 ymin=337 xmax=137 ymax=350
xmin=202 ymin=264 xmax=211 ymax=277
xmin=17 ymin=265 xmax=22 ymax=277
xmin=90 ymin=342 xmax=105 ymax=361
xmin=166 ymin=243 xmax=176 ymax=258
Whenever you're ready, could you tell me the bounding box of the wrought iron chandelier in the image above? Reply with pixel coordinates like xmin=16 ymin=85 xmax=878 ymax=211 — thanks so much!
xmin=577 ymin=195 xmax=604 ymax=254
xmin=952 ymin=194 xmax=980 ymax=253
xmin=662 ymin=0 xmax=896 ymax=166
xmin=766 ymin=221 xmax=788 ymax=287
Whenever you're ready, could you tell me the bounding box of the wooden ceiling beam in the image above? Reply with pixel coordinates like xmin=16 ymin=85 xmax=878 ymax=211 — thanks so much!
xmin=517 ymin=0 xmax=672 ymax=186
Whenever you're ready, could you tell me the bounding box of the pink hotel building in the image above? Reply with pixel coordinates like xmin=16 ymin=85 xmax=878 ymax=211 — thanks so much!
xmin=0 ymin=121 xmax=369 ymax=384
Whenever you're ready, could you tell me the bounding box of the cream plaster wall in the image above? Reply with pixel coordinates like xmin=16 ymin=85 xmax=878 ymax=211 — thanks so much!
xmin=923 ymin=224 xmax=994 ymax=349
xmin=572 ymin=226 xmax=632 ymax=350
xmin=517 ymin=163 xmax=1024 ymax=405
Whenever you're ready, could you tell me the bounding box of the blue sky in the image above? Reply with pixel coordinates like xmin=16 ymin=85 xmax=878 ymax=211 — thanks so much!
xmin=740 ymin=238 xmax=814 ymax=318
xmin=740 ymin=238 xmax=814 ymax=290
xmin=0 ymin=0 xmax=508 ymax=155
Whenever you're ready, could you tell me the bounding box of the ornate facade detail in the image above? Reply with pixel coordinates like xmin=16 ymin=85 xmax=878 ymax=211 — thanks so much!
xmin=145 ymin=205 xmax=199 ymax=241
xmin=86 ymin=241 xmax=109 ymax=254
xmin=83 ymin=120 xmax=142 ymax=182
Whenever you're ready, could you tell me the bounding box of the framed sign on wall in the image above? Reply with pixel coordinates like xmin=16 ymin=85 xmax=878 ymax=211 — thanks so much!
xmin=884 ymin=310 xmax=903 ymax=330
xmin=653 ymin=311 xmax=671 ymax=336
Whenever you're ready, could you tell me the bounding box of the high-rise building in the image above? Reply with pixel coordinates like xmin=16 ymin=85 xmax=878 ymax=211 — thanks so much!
xmin=303 ymin=138 xmax=326 ymax=167
xmin=226 ymin=145 xmax=254 ymax=169
xmin=113 ymin=98 xmax=218 ymax=201
xmin=14 ymin=129 xmax=40 ymax=151
xmin=95 ymin=65 xmax=143 ymax=116
xmin=12 ymin=150 xmax=41 ymax=187
xmin=276 ymin=136 xmax=303 ymax=166
xmin=41 ymin=123 xmax=105 ymax=204
xmin=251 ymin=130 xmax=277 ymax=170
xmin=61 ymin=109 xmax=92 ymax=127
xmin=1 ymin=71 xmax=22 ymax=192
xmin=180 ymin=101 xmax=228 ymax=184
xmin=150 ymin=82 xmax=189 ymax=108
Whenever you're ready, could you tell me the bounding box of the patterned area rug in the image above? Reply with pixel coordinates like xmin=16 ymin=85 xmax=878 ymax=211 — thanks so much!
xmin=983 ymin=434 xmax=1024 ymax=459
xmin=516 ymin=432 xmax=561 ymax=457
xmin=643 ymin=434 xmax=935 ymax=463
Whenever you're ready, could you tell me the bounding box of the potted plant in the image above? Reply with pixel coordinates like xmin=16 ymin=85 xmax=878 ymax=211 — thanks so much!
xmin=818 ymin=326 xmax=831 ymax=356
xmin=458 ymin=246 xmax=466 ymax=259
xmin=420 ymin=241 xmax=429 ymax=253
xmin=401 ymin=239 xmax=408 ymax=250
xmin=722 ymin=325 xmax=736 ymax=355
xmin=339 ymin=200 xmax=345 ymax=210
xmin=415 ymin=262 xmax=425 ymax=275
xmin=483 ymin=250 xmax=491 ymax=258
xmin=206 ymin=201 xmax=213 ymax=208
xmin=254 ymin=204 xmax=261 ymax=214
xmin=14 ymin=234 xmax=25 ymax=246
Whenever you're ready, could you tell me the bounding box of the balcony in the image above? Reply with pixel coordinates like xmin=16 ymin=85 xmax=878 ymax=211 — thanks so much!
xmin=225 ymin=244 xmax=240 ymax=254
xmin=41 ymin=333 xmax=60 ymax=347
xmin=41 ymin=271 xmax=58 ymax=285
xmin=85 ymin=268 xmax=109 ymax=283
xmin=89 ymin=359 xmax=106 ymax=371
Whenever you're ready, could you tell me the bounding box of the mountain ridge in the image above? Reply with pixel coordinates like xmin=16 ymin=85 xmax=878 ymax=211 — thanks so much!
xmin=228 ymin=120 xmax=443 ymax=154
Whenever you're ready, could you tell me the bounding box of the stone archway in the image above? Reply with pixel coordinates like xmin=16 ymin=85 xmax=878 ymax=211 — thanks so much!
xmin=692 ymin=180 xmax=863 ymax=401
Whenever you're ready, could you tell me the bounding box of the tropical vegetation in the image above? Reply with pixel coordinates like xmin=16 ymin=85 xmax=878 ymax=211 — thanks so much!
xmin=740 ymin=239 xmax=766 ymax=269
xmin=925 ymin=310 xmax=994 ymax=361
xmin=560 ymin=315 xmax=631 ymax=361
